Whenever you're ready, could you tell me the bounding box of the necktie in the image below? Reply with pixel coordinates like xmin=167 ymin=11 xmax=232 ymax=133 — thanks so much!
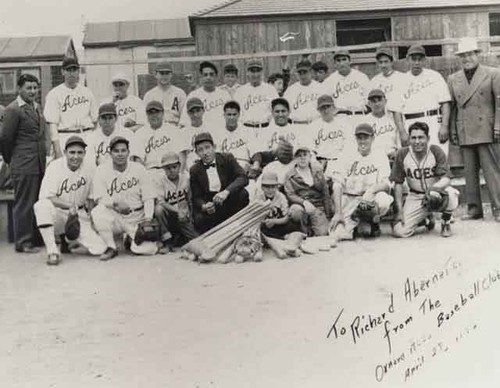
xmin=204 ymin=163 xmax=216 ymax=170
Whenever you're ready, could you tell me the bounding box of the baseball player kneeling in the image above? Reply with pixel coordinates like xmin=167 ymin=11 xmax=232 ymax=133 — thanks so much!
xmin=91 ymin=136 xmax=158 ymax=260
xmin=34 ymin=136 xmax=106 ymax=265
xmin=330 ymin=123 xmax=394 ymax=239
xmin=390 ymin=121 xmax=459 ymax=238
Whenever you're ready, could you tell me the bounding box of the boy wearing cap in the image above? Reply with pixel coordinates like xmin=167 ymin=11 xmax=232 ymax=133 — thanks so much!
xmin=189 ymin=132 xmax=249 ymax=233
xmin=331 ymin=123 xmax=393 ymax=239
xmin=180 ymin=61 xmax=231 ymax=129
xmin=182 ymin=97 xmax=210 ymax=169
xmin=153 ymin=152 xmax=198 ymax=253
xmin=389 ymin=45 xmax=451 ymax=153
xmin=284 ymin=60 xmax=321 ymax=124
xmin=144 ymin=62 xmax=186 ymax=126
xmin=312 ymin=61 xmax=329 ymax=83
xmin=34 ymin=136 xmax=106 ymax=265
xmin=91 ymin=136 xmax=158 ymax=259
xmin=44 ymin=57 xmax=98 ymax=159
xmin=85 ymin=103 xmax=139 ymax=166
xmin=284 ymin=145 xmax=333 ymax=236
xmin=103 ymin=73 xmax=146 ymax=133
xmin=220 ymin=64 xmax=241 ymax=98
xmin=234 ymin=59 xmax=279 ymax=128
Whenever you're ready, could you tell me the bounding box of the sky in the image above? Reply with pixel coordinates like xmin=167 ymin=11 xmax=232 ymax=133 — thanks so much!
xmin=0 ymin=0 xmax=223 ymax=48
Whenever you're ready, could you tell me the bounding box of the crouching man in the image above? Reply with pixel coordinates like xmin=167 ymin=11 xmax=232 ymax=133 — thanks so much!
xmin=391 ymin=122 xmax=459 ymax=238
xmin=91 ymin=136 xmax=158 ymax=260
xmin=331 ymin=123 xmax=393 ymax=239
xmin=153 ymin=151 xmax=199 ymax=253
xmin=34 ymin=136 xmax=107 ymax=265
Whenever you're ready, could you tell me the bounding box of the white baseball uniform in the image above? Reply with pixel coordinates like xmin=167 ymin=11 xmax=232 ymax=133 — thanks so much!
xmin=181 ymin=123 xmax=211 ymax=170
xmin=234 ymin=82 xmax=279 ymax=125
xmin=44 ymin=83 xmax=98 ymax=147
xmin=85 ymin=127 xmax=139 ymax=167
xmin=248 ymin=122 xmax=303 ymax=156
xmin=213 ymin=125 xmax=253 ymax=168
xmin=34 ymin=158 xmax=106 ymax=256
xmin=91 ymin=161 xmax=158 ymax=255
xmin=284 ymin=80 xmax=321 ymax=123
xmin=364 ymin=112 xmax=400 ymax=157
xmin=307 ymin=115 xmax=354 ymax=160
xmin=103 ymin=95 xmax=146 ymax=132
xmin=143 ymin=85 xmax=186 ymax=125
xmin=180 ymin=87 xmax=230 ymax=128
xmin=220 ymin=83 xmax=241 ymax=99
xmin=321 ymin=68 xmax=370 ymax=111
xmin=369 ymin=71 xmax=407 ymax=111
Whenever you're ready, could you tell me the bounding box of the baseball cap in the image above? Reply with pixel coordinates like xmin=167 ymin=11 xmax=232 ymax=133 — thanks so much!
xmin=368 ymin=89 xmax=386 ymax=100
xmin=62 ymin=57 xmax=79 ymax=70
xmin=333 ymin=49 xmax=350 ymax=60
xmin=224 ymin=64 xmax=238 ymax=74
xmin=312 ymin=61 xmax=328 ymax=72
xmin=407 ymin=45 xmax=426 ymax=57
xmin=156 ymin=62 xmax=173 ymax=72
xmin=186 ymin=97 xmax=204 ymax=112
xmin=65 ymin=135 xmax=87 ymax=150
xmin=160 ymin=151 xmax=180 ymax=167
xmin=98 ymin=103 xmax=117 ymax=117
xmin=294 ymin=144 xmax=311 ymax=156
xmin=317 ymin=94 xmax=335 ymax=109
xmin=261 ymin=171 xmax=279 ymax=186
xmin=376 ymin=46 xmax=394 ymax=60
xmin=247 ymin=58 xmax=263 ymax=70
xmin=193 ymin=132 xmax=214 ymax=147
xmin=296 ymin=60 xmax=312 ymax=71
xmin=111 ymin=72 xmax=130 ymax=84
xmin=146 ymin=100 xmax=164 ymax=113
xmin=355 ymin=123 xmax=374 ymax=136
xmin=271 ymin=97 xmax=290 ymax=111
xmin=109 ymin=136 xmax=129 ymax=150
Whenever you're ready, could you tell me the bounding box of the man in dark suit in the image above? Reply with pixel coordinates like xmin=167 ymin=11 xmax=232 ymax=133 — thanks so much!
xmin=190 ymin=132 xmax=249 ymax=233
xmin=447 ymin=38 xmax=500 ymax=222
xmin=0 ymin=74 xmax=49 ymax=252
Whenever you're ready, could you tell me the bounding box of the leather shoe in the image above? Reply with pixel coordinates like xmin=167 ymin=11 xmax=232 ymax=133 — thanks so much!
xmin=99 ymin=248 xmax=118 ymax=261
xmin=460 ymin=213 xmax=483 ymax=221
xmin=15 ymin=244 xmax=41 ymax=254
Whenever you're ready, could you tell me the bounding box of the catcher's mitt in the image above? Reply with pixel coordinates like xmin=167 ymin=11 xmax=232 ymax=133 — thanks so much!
xmin=65 ymin=212 xmax=80 ymax=241
xmin=422 ymin=188 xmax=449 ymax=212
xmin=353 ymin=200 xmax=380 ymax=223
xmin=134 ymin=219 xmax=161 ymax=245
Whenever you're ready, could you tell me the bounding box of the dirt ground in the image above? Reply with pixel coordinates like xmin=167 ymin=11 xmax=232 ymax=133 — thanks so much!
xmin=1 ymin=215 xmax=500 ymax=388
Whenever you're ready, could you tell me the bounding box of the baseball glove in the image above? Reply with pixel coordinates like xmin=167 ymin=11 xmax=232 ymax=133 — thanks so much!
xmin=422 ymin=188 xmax=449 ymax=212
xmin=353 ymin=200 xmax=379 ymax=223
xmin=65 ymin=212 xmax=80 ymax=241
xmin=134 ymin=219 xmax=161 ymax=245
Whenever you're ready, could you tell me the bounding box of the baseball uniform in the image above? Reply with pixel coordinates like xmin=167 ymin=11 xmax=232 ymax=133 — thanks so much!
xmin=85 ymin=127 xmax=139 ymax=166
xmin=44 ymin=83 xmax=98 ymax=147
xmin=369 ymin=71 xmax=407 ymax=111
xmin=307 ymin=115 xmax=354 ymax=159
xmin=321 ymin=68 xmax=370 ymax=112
xmin=179 ymin=87 xmax=230 ymax=128
xmin=34 ymin=157 xmax=106 ymax=256
xmin=103 ymin=95 xmax=146 ymax=132
xmin=248 ymin=122 xmax=303 ymax=155
xmin=143 ymin=85 xmax=186 ymax=125
xmin=213 ymin=125 xmax=254 ymax=169
xmin=389 ymin=69 xmax=452 ymax=151
xmin=91 ymin=161 xmax=158 ymax=255
xmin=364 ymin=112 xmax=400 ymax=157
xmin=284 ymin=80 xmax=321 ymax=124
xmin=390 ymin=145 xmax=459 ymax=237
xmin=220 ymin=83 xmax=241 ymax=99
xmin=234 ymin=82 xmax=279 ymax=126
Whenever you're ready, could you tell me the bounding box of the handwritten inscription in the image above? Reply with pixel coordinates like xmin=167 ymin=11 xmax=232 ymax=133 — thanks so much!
xmin=56 ymin=176 xmax=87 ymax=197
xmin=107 ymin=176 xmax=139 ymax=197
xmin=62 ymin=94 xmax=90 ymax=112
xmin=332 ymin=80 xmax=360 ymax=99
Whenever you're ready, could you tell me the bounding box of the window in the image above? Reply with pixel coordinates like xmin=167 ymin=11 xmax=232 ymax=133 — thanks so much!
xmin=398 ymin=45 xmax=443 ymax=59
xmin=336 ymin=18 xmax=392 ymax=48
xmin=490 ymin=13 xmax=500 ymax=36
xmin=0 ymin=70 xmax=16 ymax=94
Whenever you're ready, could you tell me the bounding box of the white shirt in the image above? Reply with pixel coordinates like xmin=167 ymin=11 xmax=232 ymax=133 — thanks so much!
xmin=151 ymin=170 xmax=191 ymax=214
xmin=369 ymin=71 xmax=407 ymax=111
xmin=365 ymin=112 xmax=400 ymax=157
xmin=44 ymin=83 xmax=98 ymax=134
xmin=234 ymin=82 xmax=279 ymax=125
xmin=260 ymin=160 xmax=294 ymax=186
xmin=214 ymin=125 xmax=253 ymax=168
xmin=321 ymin=68 xmax=370 ymax=111
xmin=206 ymin=164 xmax=221 ymax=192
xmin=85 ymin=127 xmax=138 ymax=166
xmin=284 ymin=80 xmax=321 ymax=123
xmin=143 ymin=85 xmax=187 ymax=125
xmin=307 ymin=115 xmax=354 ymax=159
xmin=180 ymin=87 xmax=230 ymax=128
xmin=103 ymin=95 xmax=146 ymax=131
xmin=220 ymin=83 xmax=241 ymax=99
xmin=249 ymin=122 xmax=302 ymax=155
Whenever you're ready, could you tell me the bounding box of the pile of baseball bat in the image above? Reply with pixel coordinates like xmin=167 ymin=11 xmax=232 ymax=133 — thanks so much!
xmin=180 ymin=200 xmax=271 ymax=262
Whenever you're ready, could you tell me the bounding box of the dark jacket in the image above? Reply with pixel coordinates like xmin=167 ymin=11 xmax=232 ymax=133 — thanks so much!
xmin=189 ymin=152 xmax=248 ymax=212
xmin=0 ymin=97 xmax=48 ymax=175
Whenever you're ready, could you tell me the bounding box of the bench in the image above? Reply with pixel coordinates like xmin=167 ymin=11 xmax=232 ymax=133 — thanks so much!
xmin=0 ymin=190 xmax=14 ymax=243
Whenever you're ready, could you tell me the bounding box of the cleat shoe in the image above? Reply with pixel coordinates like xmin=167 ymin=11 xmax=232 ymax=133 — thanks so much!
xmin=100 ymin=248 xmax=118 ymax=261
xmin=123 ymin=236 xmax=132 ymax=252
xmin=46 ymin=253 xmax=60 ymax=266
xmin=370 ymin=223 xmax=381 ymax=238
xmin=440 ymin=222 xmax=452 ymax=238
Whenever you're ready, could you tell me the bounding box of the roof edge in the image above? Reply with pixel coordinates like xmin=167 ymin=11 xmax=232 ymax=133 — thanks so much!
xmin=191 ymin=0 xmax=241 ymax=17
xmin=83 ymin=37 xmax=196 ymax=49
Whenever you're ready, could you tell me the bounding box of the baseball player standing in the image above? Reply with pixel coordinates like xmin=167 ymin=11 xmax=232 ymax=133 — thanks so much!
xmin=143 ymin=62 xmax=186 ymax=125
xmin=103 ymin=72 xmax=146 ymax=133
xmin=284 ymin=60 xmax=321 ymax=124
xmin=91 ymin=136 xmax=158 ymax=260
xmin=34 ymin=136 xmax=106 ymax=265
xmin=44 ymin=57 xmax=98 ymax=159
xmin=389 ymin=45 xmax=451 ymax=153
xmin=219 ymin=64 xmax=241 ymax=98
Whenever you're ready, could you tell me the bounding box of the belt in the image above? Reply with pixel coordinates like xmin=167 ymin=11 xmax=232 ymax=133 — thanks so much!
xmin=291 ymin=119 xmax=312 ymax=125
xmin=409 ymin=189 xmax=426 ymax=194
xmin=404 ymin=109 xmax=439 ymax=120
xmin=338 ymin=110 xmax=368 ymax=116
xmin=58 ymin=127 xmax=93 ymax=134
xmin=243 ymin=122 xmax=269 ymax=128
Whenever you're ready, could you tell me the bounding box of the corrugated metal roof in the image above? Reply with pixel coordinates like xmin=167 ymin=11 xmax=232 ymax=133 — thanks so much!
xmin=83 ymin=18 xmax=194 ymax=48
xmin=193 ymin=0 xmax=500 ymax=17
xmin=0 ymin=35 xmax=73 ymax=62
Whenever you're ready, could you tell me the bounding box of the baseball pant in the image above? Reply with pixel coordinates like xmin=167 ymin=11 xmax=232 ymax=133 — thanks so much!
xmin=462 ymin=143 xmax=500 ymax=217
xmin=333 ymin=192 xmax=393 ymax=240
xmin=289 ymin=204 xmax=329 ymax=236
xmin=393 ymin=187 xmax=459 ymax=238
xmin=11 ymin=173 xmax=43 ymax=250
xmin=404 ymin=115 xmax=448 ymax=155
xmin=34 ymin=199 xmax=106 ymax=256
xmin=154 ymin=203 xmax=199 ymax=244
xmin=91 ymin=204 xmax=158 ymax=255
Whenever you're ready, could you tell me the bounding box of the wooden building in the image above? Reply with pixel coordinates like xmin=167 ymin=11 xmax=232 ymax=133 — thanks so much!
xmin=0 ymin=35 xmax=76 ymax=106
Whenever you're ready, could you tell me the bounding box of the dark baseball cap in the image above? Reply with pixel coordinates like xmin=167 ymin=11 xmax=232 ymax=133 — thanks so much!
xmin=146 ymin=100 xmax=164 ymax=113
xmin=156 ymin=62 xmax=173 ymax=72
xmin=296 ymin=60 xmax=312 ymax=71
xmin=186 ymin=97 xmax=204 ymax=112
xmin=368 ymin=89 xmax=386 ymax=100
xmin=247 ymin=58 xmax=263 ymax=70
xmin=65 ymin=135 xmax=87 ymax=150
xmin=109 ymin=136 xmax=130 ymax=150
xmin=224 ymin=64 xmax=238 ymax=74
xmin=355 ymin=123 xmax=374 ymax=136
xmin=193 ymin=132 xmax=214 ymax=147
xmin=376 ymin=46 xmax=394 ymax=60
xmin=62 ymin=57 xmax=79 ymax=70
xmin=407 ymin=45 xmax=426 ymax=57
xmin=312 ymin=61 xmax=328 ymax=72
xmin=333 ymin=49 xmax=350 ymax=60
xmin=317 ymin=94 xmax=335 ymax=108
xmin=98 ymin=103 xmax=117 ymax=117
